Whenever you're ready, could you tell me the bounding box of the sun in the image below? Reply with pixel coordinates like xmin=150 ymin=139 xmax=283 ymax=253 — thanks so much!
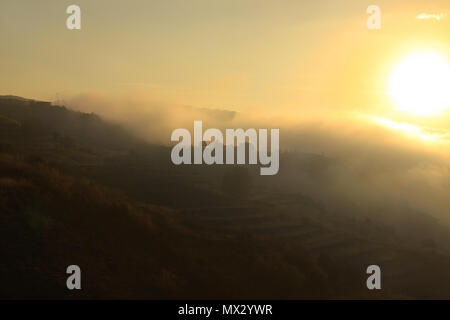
xmin=388 ymin=51 xmax=450 ymax=116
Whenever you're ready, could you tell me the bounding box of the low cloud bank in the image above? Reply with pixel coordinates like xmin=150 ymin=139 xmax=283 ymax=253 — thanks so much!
xmin=63 ymin=91 xmax=450 ymax=224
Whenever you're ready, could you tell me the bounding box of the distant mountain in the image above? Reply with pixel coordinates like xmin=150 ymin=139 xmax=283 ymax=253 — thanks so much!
xmin=0 ymin=95 xmax=33 ymax=101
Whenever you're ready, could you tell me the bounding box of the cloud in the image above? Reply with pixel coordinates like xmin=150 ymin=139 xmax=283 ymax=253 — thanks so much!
xmin=62 ymin=92 xmax=238 ymax=145
xmin=416 ymin=13 xmax=447 ymax=21
xmin=59 ymin=90 xmax=450 ymax=223
xmin=371 ymin=116 xmax=450 ymax=142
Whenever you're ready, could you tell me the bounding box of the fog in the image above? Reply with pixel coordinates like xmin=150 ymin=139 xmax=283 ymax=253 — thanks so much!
xmin=63 ymin=91 xmax=450 ymax=225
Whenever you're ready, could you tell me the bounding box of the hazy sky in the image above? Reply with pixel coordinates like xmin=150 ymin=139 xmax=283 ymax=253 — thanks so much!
xmin=2 ymin=1 xmax=450 ymax=220
xmin=1 ymin=0 xmax=448 ymax=114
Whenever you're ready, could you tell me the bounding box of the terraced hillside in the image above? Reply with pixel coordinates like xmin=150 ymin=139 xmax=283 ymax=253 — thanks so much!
xmin=2 ymin=96 xmax=450 ymax=299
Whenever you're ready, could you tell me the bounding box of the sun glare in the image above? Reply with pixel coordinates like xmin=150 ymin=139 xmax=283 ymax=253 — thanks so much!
xmin=371 ymin=116 xmax=442 ymax=142
xmin=388 ymin=51 xmax=450 ymax=116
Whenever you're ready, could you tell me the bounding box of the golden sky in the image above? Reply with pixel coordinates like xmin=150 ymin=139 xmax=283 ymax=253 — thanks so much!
xmin=1 ymin=0 xmax=449 ymax=130
xmin=2 ymin=1 xmax=450 ymax=219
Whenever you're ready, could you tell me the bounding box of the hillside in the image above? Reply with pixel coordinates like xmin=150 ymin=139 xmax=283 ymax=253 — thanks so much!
xmin=2 ymin=96 xmax=450 ymax=299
